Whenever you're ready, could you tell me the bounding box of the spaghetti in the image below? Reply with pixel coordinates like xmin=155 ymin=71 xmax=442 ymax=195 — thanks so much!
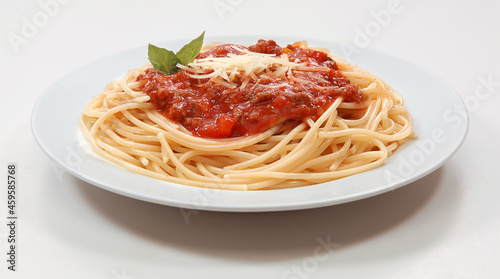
xmin=81 ymin=40 xmax=413 ymax=190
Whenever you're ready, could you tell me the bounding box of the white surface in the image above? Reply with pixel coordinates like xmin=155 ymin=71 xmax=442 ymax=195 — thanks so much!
xmin=31 ymin=37 xmax=467 ymax=212
xmin=1 ymin=0 xmax=499 ymax=278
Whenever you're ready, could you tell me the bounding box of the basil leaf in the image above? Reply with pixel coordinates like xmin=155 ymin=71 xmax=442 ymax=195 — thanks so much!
xmin=147 ymin=31 xmax=205 ymax=75
xmin=148 ymin=43 xmax=181 ymax=75
xmin=176 ymin=31 xmax=205 ymax=65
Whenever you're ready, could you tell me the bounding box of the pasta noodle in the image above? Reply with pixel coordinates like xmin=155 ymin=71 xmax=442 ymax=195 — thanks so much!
xmin=81 ymin=41 xmax=413 ymax=191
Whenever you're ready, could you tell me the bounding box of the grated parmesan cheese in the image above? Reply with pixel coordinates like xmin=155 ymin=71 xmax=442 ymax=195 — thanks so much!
xmin=176 ymin=45 xmax=307 ymax=88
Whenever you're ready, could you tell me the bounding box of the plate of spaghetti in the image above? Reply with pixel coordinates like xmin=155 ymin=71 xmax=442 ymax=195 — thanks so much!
xmin=32 ymin=35 xmax=468 ymax=212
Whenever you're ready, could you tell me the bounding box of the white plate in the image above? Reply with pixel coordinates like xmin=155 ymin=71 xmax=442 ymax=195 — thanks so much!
xmin=32 ymin=37 xmax=468 ymax=212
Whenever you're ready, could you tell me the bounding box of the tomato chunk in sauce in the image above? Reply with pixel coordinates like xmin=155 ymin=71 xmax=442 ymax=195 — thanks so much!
xmin=137 ymin=40 xmax=362 ymax=138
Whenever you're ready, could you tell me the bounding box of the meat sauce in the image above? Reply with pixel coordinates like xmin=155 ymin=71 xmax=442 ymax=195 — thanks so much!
xmin=137 ymin=40 xmax=362 ymax=138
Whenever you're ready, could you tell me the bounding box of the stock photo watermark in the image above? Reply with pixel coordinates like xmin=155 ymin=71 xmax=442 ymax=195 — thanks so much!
xmin=385 ymin=73 xmax=499 ymax=183
xmin=51 ymin=138 xmax=91 ymax=182
xmin=179 ymin=183 xmax=227 ymax=225
xmin=282 ymin=235 xmax=340 ymax=279
xmin=384 ymin=127 xmax=447 ymax=183
xmin=341 ymin=0 xmax=403 ymax=60
xmin=4 ymin=164 xmax=18 ymax=272
xmin=460 ymin=74 xmax=499 ymax=115
xmin=7 ymin=0 xmax=71 ymax=53
xmin=213 ymin=0 xmax=245 ymax=20
xmin=180 ymin=207 xmax=200 ymax=225
xmin=111 ymin=267 xmax=137 ymax=279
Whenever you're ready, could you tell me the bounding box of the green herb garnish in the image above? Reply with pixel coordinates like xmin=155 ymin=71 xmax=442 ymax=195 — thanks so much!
xmin=147 ymin=44 xmax=181 ymax=75
xmin=148 ymin=31 xmax=205 ymax=75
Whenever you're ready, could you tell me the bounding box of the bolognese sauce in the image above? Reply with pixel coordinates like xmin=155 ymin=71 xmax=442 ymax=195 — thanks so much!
xmin=138 ymin=40 xmax=362 ymax=138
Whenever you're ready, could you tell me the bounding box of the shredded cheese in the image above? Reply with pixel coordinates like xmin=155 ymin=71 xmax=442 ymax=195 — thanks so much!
xmin=176 ymin=45 xmax=307 ymax=88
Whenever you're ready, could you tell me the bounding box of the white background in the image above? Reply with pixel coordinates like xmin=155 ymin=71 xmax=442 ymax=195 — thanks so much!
xmin=1 ymin=0 xmax=499 ymax=278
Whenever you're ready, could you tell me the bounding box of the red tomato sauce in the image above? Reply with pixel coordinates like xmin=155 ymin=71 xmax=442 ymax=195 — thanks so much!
xmin=137 ymin=40 xmax=362 ymax=138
